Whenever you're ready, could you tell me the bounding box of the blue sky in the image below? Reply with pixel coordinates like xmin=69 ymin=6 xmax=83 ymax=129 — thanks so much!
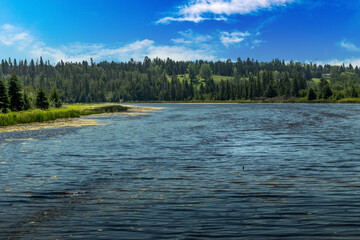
xmin=0 ymin=0 xmax=359 ymax=65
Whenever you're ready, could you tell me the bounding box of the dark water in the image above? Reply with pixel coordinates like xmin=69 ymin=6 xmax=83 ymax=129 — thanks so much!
xmin=1 ymin=104 xmax=360 ymax=239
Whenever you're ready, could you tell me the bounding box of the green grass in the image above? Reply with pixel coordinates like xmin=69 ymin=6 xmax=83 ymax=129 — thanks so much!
xmin=312 ymin=77 xmax=330 ymax=84
xmin=0 ymin=104 xmax=128 ymax=127
xmin=337 ymin=98 xmax=360 ymax=103
xmin=312 ymin=78 xmax=321 ymax=84
xmin=168 ymin=74 xmax=234 ymax=83
xmin=212 ymin=75 xmax=233 ymax=83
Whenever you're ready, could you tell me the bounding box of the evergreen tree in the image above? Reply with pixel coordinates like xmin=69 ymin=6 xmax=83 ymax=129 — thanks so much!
xmin=0 ymin=80 xmax=9 ymax=112
xmin=305 ymin=65 xmax=312 ymax=80
xmin=36 ymin=89 xmax=49 ymax=110
xmin=187 ymin=62 xmax=197 ymax=83
xmin=318 ymin=77 xmax=333 ymax=99
xmin=189 ymin=81 xmax=194 ymax=99
xmin=8 ymin=73 xmax=24 ymax=111
xmin=319 ymin=77 xmax=328 ymax=89
xmin=292 ymin=77 xmax=300 ymax=97
xmin=23 ymin=92 xmax=31 ymax=110
xmin=0 ymin=56 xmax=359 ymax=103
xmin=307 ymin=88 xmax=317 ymax=101
xmin=322 ymin=85 xmax=333 ymax=99
xmin=219 ymin=80 xmax=225 ymax=100
xmin=351 ymin=87 xmax=358 ymax=98
xmin=225 ymin=80 xmax=231 ymax=100
xmin=200 ymin=63 xmax=212 ymax=81
xmin=265 ymin=82 xmax=277 ymax=98
xmin=282 ymin=73 xmax=291 ymax=98
xmin=248 ymin=74 xmax=256 ymax=99
xmin=50 ymin=89 xmax=62 ymax=108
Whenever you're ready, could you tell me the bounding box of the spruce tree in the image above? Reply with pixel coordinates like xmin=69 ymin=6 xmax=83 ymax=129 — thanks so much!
xmin=307 ymin=88 xmax=317 ymax=101
xmin=322 ymin=85 xmax=333 ymax=99
xmin=8 ymin=73 xmax=24 ymax=111
xmin=23 ymin=92 xmax=31 ymax=110
xmin=282 ymin=73 xmax=291 ymax=98
xmin=219 ymin=80 xmax=225 ymax=100
xmin=50 ymin=89 xmax=62 ymax=108
xmin=187 ymin=62 xmax=197 ymax=83
xmin=0 ymin=80 xmax=9 ymax=112
xmin=226 ymin=80 xmax=231 ymax=100
xmin=351 ymin=87 xmax=358 ymax=98
xmin=36 ymin=89 xmax=49 ymax=110
xmin=265 ymin=82 xmax=277 ymax=98
xmin=292 ymin=77 xmax=299 ymax=97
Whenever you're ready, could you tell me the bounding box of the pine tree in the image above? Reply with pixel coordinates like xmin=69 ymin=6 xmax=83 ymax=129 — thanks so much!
xmin=351 ymin=87 xmax=358 ymax=98
xmin=0 ymin=80 xmax=9 ymax=112
xmin=187 ymin=62 xmax=197 ymax=83
xmin=8 ymin=73 xmax=24 ymax=111
xmin=36 ymin=89 xmax=49 ymax=110
xmin=219 ymin=80 xmax=225 ymax=100
xmin=307 ymin=88 xmax=317 ymax=101
xmin=189 ymin=81 xmax=194 ymax=99
xmin=305 ymin=65 xmax=312 ymax=80
xmin=322 ymin=85 xmax=333 ymax=99
xmin=281 ymin=73 xmax=291 ymax=98
xmin=50 ymin=89 xmax=62 ymax=108
xmin=319 ymin=77 xmax=328 ymax=89
xmin=225 ymin=80 xmax=231 ymax=100
xmin=23 ymin=92 xmax=31 ymax=110
xmin=292 ymin=76 xmax=300 ymax=97
xmin=265 ymin=82 xmax=277 ymax=98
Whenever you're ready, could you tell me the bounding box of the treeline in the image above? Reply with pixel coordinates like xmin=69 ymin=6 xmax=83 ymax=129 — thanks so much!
xmin=0 ymin=73 xmax=62 ymax=113
xmin=0 ymin=56 xmax=359 ymax=103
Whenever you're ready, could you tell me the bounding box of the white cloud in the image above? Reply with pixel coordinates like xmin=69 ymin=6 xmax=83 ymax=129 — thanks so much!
xmin=60 ymin=42 xmax=105 ymax=55
xmin=0 ymin=24 xmax=33 ymax=48
xmin=315 ymin=58 xmax=360 ymax=67
xmin=171 ymin=29 xmax=212 ymax=45
xmin=157 ymin=0 xmax=294 ymax=24
xmin=0 ymin=24 xmax=216 ymax=63
xmin=220 ymin=31 xmax=250 ymax=47
xmin=172 ymin=38 xmax=193 ymax=45
xmin=251 ymin=39 xmax=263 ymax=49
xmin=340 ymin=40 xmax=360 ymax=52
xmin=157 ymin=16 xmax=227 ymax=24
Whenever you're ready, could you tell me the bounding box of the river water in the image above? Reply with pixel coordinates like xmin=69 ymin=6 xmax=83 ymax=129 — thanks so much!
xmin=1 ymin=104 xmax=360 ymax=239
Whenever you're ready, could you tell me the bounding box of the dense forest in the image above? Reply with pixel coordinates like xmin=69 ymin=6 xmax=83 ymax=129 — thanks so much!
xmin=0 ymin=57 xmax=359 ymax=104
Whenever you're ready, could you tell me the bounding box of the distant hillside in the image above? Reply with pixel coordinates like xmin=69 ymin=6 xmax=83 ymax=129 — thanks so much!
xmin=0 ymin=57 xmax=359 ymax=102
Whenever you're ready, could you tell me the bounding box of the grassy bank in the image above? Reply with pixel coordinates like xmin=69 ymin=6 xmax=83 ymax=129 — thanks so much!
xmin=0 ymin=104 xmax=128 ymax=127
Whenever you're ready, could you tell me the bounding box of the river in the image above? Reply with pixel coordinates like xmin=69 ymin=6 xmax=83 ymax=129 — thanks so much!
xmin=1 ymin=104 xmax=360 ymax=239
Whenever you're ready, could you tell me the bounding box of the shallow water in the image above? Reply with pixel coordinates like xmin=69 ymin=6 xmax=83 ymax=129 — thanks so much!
xmin=1 ymin=104 xmax=360 ymax=239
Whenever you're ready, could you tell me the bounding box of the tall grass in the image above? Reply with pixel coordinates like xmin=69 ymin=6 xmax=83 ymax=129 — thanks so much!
xmin=337 ymin=98 xmax=360 ymax=103
xmin=0 ymin=104 xmax=128 ymax=126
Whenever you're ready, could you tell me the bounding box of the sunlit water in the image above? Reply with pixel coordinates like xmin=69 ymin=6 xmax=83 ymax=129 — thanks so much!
xmin=1 ymin=104 xmax=360 ymax=239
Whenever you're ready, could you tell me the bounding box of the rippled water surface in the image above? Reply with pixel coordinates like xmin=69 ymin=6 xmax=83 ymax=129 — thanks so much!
xmin=1 ymin=104 xmax=360 ymax=239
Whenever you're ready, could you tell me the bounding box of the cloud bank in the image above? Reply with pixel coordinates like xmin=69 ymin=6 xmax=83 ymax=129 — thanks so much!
xmin=0 ymin=24 xmax=216 ymax=63
xmin=157 ymin=0 xmax=295 ymax=24
xmin=315 ymin=58 xmax=360 ymax=67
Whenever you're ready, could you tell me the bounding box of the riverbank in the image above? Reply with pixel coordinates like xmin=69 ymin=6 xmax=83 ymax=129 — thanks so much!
xmin=2 ymin=98 xmax=359 ymax=129
xmin=0 ymin=104 xmax=128 ymax=127
xmin=0 ymin=105 xmax=165 ymax=132
xmin=124 ymin=97 xmax=360 ymax=104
